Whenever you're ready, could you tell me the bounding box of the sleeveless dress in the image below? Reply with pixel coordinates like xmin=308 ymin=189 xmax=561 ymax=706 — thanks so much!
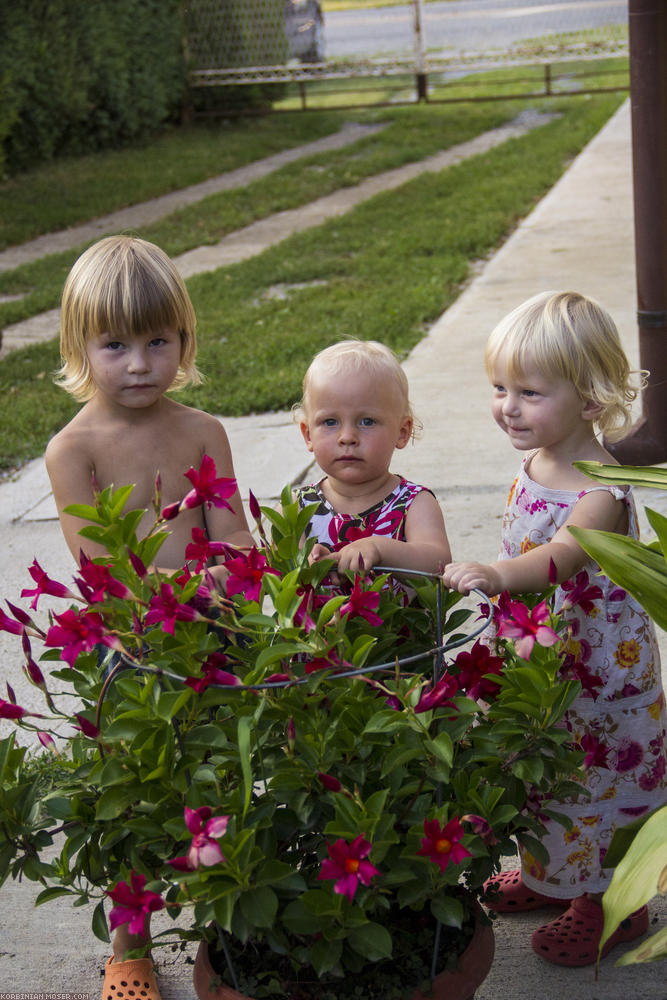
xmin=503 ymin=456 xmax=667 ymax=897
xmin=295 ymin=476 xmax=431 ymax=551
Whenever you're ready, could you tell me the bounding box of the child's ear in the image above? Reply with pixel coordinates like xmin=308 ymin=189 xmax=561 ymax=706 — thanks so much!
xmin=395 ymin=417 xmax=413 ymax=449
xmin=581 ymin=397 xmax=602 ymax=421
xmin=300 ymin=421 xmax=314 ymax=452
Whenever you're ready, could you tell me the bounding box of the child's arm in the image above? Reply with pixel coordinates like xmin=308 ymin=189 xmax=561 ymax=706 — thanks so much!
xmin=319 ymin=491 xmax=450 ymax=575
xmin=45 ymin=432 xmax=111 ymax=562
xmin=443 ymin=489 xmax=626 ymax=595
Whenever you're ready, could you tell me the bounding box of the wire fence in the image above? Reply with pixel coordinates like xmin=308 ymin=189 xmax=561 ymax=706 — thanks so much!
xmin=186 ymin=1 xmax=629 ymax=110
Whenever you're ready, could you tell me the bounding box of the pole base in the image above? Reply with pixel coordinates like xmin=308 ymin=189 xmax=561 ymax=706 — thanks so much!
xmin=605 ymin=417 xmax=667 ymax=465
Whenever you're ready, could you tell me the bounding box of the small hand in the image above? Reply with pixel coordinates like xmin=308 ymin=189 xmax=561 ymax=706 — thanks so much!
xmin=335 ymin=538 xmax=382 ymax=574
xmin=442 ymin=561 xmax=502 ymax=596
xmin=309 ymin=543 xmax=336 ymax=566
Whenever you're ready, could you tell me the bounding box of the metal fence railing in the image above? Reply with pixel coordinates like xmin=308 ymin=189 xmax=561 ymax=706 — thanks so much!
xmin=187 ymin=1 xmax=629 ymax=110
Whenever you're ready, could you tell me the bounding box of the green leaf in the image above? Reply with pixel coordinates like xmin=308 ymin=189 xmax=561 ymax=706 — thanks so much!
xmin=646 ymin=506 xmax=667 ymax=560
xmin=255 ymin=642 xmax=309 ymax=670
xmin=570 ymin=526 xmax=667 ymax=630
xmin=348 ymin=921 xmax=393 ymax=961
xmin=95 ymin=784 xmax=139 ymax=820
xmin=240 ymin=886 xmax=278 ymax=928
xmin=600 ymin=804 xmax=667 ymax=956
xmin=92 ymin=899 xmax=110 ymax=943
xmin=574 ymin=461 xmax=667 ymax=490
xmin=237 ymin=714 xmax=252 ymax=819
xmin=310 ymin=936 xmax=342 ymax=976
xmin=430 ymin=894 xmax=464 ymax=928
xmin=615 ymin=925 xmax=667 ymax=966
xmin=35 ymin=886 xmax=74 ymax=905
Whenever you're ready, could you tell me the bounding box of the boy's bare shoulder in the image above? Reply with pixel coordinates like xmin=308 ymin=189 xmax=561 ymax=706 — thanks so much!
xmin=44 ymin=407 xmax=94 ymax=468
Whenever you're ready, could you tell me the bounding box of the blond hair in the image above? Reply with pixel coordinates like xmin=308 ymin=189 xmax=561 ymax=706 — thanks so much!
xmin=298 ymin=339 xmax=419 ymax=432
xmin=56 ymin=235 xmax=202 ymax=401
xmin=485 ymin=291 xmax=643 ymax=441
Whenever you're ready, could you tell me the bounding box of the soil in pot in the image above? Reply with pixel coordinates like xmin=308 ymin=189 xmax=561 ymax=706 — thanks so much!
xmin=195 ymin=900 xmax=494 ymax=1000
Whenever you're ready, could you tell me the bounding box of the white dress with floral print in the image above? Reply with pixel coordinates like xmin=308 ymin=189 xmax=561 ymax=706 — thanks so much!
xmin=503 ymin=456 xmax=667 ymax=897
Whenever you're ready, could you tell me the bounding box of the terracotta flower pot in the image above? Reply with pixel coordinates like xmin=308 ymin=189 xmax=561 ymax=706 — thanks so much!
xmin=193 ymin=903 xmax=494 ymax=1000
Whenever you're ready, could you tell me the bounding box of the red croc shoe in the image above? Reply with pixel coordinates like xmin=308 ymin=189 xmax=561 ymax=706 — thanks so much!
xmin=531 ymin=895 xmax=649 ymax=967
xmin=483 ymin=869 xmax=572 ymax=912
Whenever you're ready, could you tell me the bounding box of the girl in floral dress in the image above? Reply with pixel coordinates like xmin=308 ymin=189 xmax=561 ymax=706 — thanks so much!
xmin=295 ymin=339 xmax=450 ymax=574
xmin=444 ymin=291 xmax=667 ymax=967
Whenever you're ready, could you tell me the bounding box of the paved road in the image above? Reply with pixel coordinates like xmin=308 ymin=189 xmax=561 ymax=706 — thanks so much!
xmin=324 ymin=0 xmax=628 ymax=59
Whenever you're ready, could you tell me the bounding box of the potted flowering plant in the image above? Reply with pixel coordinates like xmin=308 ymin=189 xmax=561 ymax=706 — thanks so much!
xmin=0 ymin=456 xmax=584 ymax=1000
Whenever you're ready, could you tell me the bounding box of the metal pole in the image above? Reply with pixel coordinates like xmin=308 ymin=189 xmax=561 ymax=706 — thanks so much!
xmin=414 ymin=0 xmax=428 ymax=102
xmin=608 ymin=0 xmax=667 ymax=463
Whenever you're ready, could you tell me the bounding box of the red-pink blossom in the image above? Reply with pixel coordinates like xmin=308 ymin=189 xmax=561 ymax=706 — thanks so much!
xmin=0 ymin=606 xmax=24 ymax=636
xmin=0 ymin=698 xmax=28 ymax=720
xmin=185 ymin=653 xmax=240 ymax=692
xmin=338 ymin=576 xmax=383 ymax=626
xmin=452 ymin=640 xmax=504 ymax=701
xmin=45 ymin=609 xmax=121 ymax=668
xmin=318 ymin=835 xmax=381 ymax=902
xmin=107 ymin=871 xmax=165 ymax=936
xmin=75 ymin=555 xmax=132 ymax=603
xmin=318 ymin=772 xmax=342 ymax=792
xmin=144 ymin=583 xmax=199 ymax=635
xmin=224 ymin=548 xmax=280 ymax=603
xmin=73 ymin=713 xmax=100 ymax=740
xmin=37 ymin=731 xmax=57 ymax=751
xmin=417 ymin=816 xmax=472 ymax=873
xmin=20 ymin=559 xmax=76 ymax=610
xmin=415 ymin=674 xmax=459 ymax=713
xmin=168 ymin=807 xmax=228 ymax=870
xmin=462 ymin=814 xmax=499 ymax=846
xmin=162 ymin=454 xmax=237 ymax=521
xmin=185 ymin=527 xmax=226 ymax=572
xmin=497 ymin=599 xmax=560 ymax=660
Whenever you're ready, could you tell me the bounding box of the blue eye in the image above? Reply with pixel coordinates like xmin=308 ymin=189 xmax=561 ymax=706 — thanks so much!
xmin=360 ymin=417 xmax=376 ymax=427
xmin=106 ymin=341 xmax=123 ymax=351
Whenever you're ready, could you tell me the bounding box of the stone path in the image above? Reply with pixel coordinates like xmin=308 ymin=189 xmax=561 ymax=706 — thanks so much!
xmin=0 ymin=109 xmax=553 ymax=357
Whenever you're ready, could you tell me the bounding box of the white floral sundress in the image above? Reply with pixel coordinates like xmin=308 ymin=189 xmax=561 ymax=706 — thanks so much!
xmin=503 ymin=456 xmax=667 ymax=897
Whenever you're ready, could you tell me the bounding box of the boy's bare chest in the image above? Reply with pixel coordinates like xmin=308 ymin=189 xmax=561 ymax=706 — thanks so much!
xmin=89 ymin=424 xmax=204 ymax=508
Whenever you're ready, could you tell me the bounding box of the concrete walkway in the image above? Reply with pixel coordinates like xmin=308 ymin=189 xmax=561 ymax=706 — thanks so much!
xmin=1 ymin=99 xmax=666 ymax=1000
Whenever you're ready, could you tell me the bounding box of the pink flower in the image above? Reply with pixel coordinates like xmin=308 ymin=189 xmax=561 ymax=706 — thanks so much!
xmin=560 ymin=570 xmax=604 ymax=614
xmin=107 ymin=871 xmax=165 ymax=936
xmin=73 ymin=713 xmax=100 ymax=740
xmin=613 ymin=739 xmax=644 ymax=773
xmin=338 ymin=576 xmax=383 ymax=626
xmin=45 ymin=609 xmax=120 ymax=668
xmin=127 ymin=549 xmax=148 ymax=579
xmin=168 ymin=807 xmax=228 ymax=871
xmin=318 ymin=772 xmax=342 ymax=792
xmin=318 ymin=835 xmax=381 ymax=902
xmin=417 ymin=816 xmax=472 ymax=873
xmin=185 ymin=528 xmax=226 ymax=572
xmin=184 ymin=653 xmax=240 ymax=693
xmin=0 ymin=698 xmax=28 ymax=720
xmin=75 ymin=555 xmax=132 ymax=603
xmin=497 ymin=599 xmax=560 ymax=660
xmin=162 ymin=455 xmax=237 ymax=520
xmin=415 ymin=674 xmax=459 ymax=713
xmin=0 ymin=606 xmax=25 ymax=636
xmin=462 ymin=814 xmax=499 ymax=846
xmin=37 ymin=731 xmax=57 ymax=751
xmin=144 ymin=583 xmax=199 ymax=635
xmin=452 ymin=641 xmax=504 ymax=701
xmin=224 ymin=548 xmax=280 ymax=603
xmin=21 ymin=559 xmax=76 ymax=610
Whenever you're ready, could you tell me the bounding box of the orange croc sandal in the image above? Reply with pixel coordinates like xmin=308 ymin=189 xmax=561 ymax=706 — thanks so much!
xmin=531 ymin=895 xmax=649 ymax=967
xmin=101 ymin=956 xmax=162 ymax=1000
xmin=483 ymin=869 xmax=572 ymax=912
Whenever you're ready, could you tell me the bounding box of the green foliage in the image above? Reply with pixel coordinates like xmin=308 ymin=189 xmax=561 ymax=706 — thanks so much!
xmin=572 ymin=461 xmax=667 ymax=968
xmin=0 ymin=463 xmax=583 ymax=993
xmin=0 ymin=0 xmax=187 ymax=175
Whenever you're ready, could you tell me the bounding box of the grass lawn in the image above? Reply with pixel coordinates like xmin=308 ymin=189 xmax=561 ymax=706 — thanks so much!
xmin=0 ymin=62 xmax=625 ymax=475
